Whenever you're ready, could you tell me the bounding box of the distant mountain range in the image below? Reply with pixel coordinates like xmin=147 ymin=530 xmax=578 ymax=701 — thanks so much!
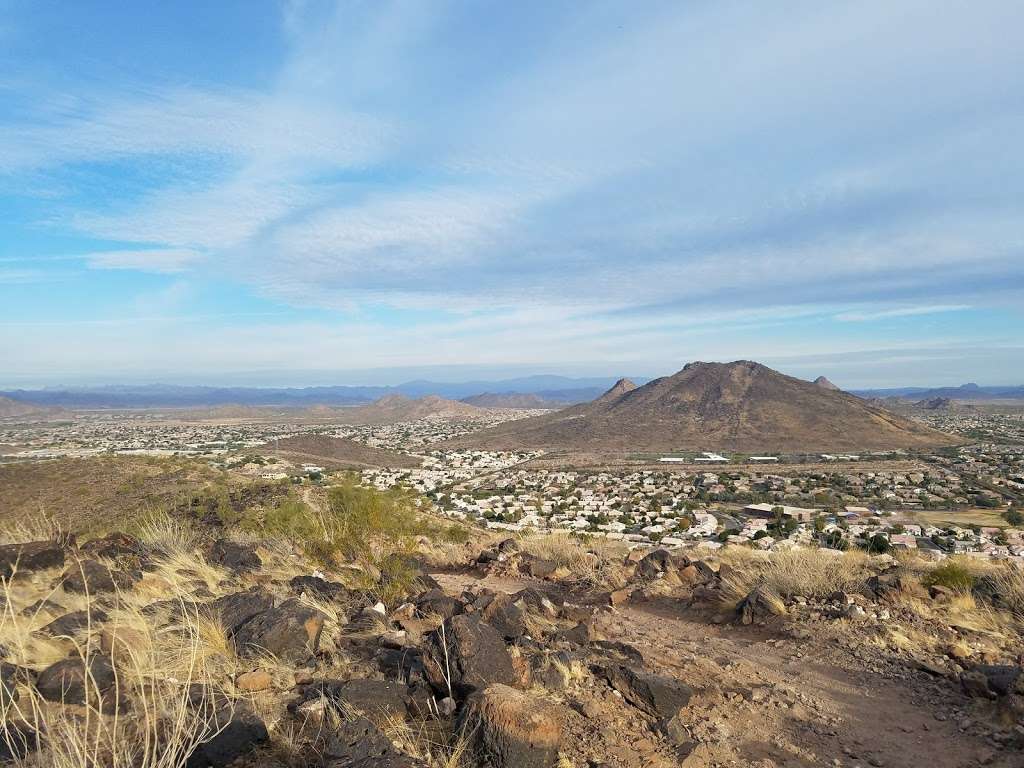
xmin=0 ymin=375 xmax=628 ymax=409
xmin=852 ymin=383 xmax=1024 ymax=401
xmin=442 ymin=360 xmax=960 ymax=453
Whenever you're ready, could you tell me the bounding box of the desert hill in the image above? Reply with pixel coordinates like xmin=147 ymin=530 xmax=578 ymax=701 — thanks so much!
xmin=594 ymin=377 xmax=638 ymax=404
xmin=0 ymin=395 xmax=65 ymax=421
xmin=813 ymin=375 xmax=840 ymax=391
xmin=443 ymin=360 xmax=960 ymax=453
xmin=338 ymin=394 xmax=485 ymax=425
xmin=261 ymin=434 xmax=421 ymax=469
xmin=460 ymin=392 xmax=566 ymax=409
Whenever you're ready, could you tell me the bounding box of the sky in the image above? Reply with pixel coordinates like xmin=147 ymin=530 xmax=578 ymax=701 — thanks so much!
xmin=1 ymin=0 xmax=1023 ymax=389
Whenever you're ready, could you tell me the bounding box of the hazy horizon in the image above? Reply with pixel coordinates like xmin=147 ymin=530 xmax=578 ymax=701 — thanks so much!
xmin=2 ymin=2 xmax=1022 ymax=383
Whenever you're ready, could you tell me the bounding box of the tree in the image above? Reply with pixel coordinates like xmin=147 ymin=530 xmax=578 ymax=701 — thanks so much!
xmin=867 ymin=533 xmax=890 ymax=554
xmin=1003 ymin=507 xmax=1023 ymax=527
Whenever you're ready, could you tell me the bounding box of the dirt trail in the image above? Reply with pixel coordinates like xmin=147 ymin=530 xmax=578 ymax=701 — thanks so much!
xmin=434 ymin=572 xmax=1009 ymax=768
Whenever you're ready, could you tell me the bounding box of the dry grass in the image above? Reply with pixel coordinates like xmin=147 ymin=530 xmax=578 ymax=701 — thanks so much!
xmin=0 ymin=572 xmax=231 ymax=767
xmin=0 ymin=513 xmax=66 ymax=547
xmin=131 ymin=511 xmax=198 ymax=556
xmin=517 ymin=532 xmax=629 ymax=589
xmin=719 ymin=546 xmax=873 ymax=605
xmin=990 ymin=564 xmax=1024 ymax=619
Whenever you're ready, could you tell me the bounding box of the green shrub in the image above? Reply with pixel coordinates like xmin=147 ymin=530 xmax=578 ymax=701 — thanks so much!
xmin=924 ymin=560 xmax=975 ymax=591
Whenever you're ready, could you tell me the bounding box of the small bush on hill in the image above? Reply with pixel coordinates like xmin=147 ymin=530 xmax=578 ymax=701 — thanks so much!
xmin=924 ymin=559 xmax=976 ymax=591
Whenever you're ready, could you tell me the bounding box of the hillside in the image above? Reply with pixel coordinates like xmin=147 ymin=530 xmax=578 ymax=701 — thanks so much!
xmin=262 ymin=434 xmax=421 ymax=469
xmin=338 ymin=394 xmax=486 ymax=425
xmin=443 ymin=360 xmax=960 ymax=452
xmin=460 ymin=392 xmax=566 ymax=409
xmin=813 ymin=375 xmax=840 ymax=391
xmin=0 ymin=395 xmax=64 ymax=421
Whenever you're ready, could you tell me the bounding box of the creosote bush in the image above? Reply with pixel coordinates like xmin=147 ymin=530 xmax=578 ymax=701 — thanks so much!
xmin=923 ymin=559 xmax=976 ymax=591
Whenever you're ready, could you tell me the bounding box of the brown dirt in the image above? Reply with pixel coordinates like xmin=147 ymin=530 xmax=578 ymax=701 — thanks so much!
xmin=433 ymin=571 xmax=1013 ymax=768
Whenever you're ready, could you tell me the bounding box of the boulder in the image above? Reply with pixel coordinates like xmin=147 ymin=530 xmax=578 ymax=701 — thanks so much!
xmin=511 ymin=588 xmax=561 ymax=619
xmin=461 ymin=684 xmax=564 ymax=768
xmin=635 ymin=549 xmax=673 ymax=580
xmin=235 ymin=669 xmax=273 ymax=692
xmin=290 ymin=574 xmax=349 ymax=601
xmin=40 ymin=608 xmax=109 ymax=637
xmin=415 ymin=589 xmax=465 ymax=620
xmin=598 ymin=664 xmax=693 ymax=721
xmin=519 ymin=555 xmax=558 ymax=579
xmin=479 ymin=593 xmax=529 ymax=641
xmin=36 ymin=654 xmax=117 ymax=708
xmin=231 ymin=598 xmax=325 ymax=662
xmin=60 ymin=559 xmax=118 ymax=594
xmin=323 ymin=714 xmax=426 ymax=768
xmin=186 ymin=709 xmax=269 ymax=768
xmin=961 ymin=664 xmax=1023 ymax=698
xmin=79 ymin=532 xmax=150 ymax=563
xmin=304 ymin=678 xmax=413 ymax=722
xmin=423 ymin=614 xmax=517 ymax=698
xmin=0 ymin=662 xmax=34 ymax=708
xmin=210 ymin=587 xmax=276 ymax=635
xmin=208 ymin=539 xmax=261 ymax=573
xmin=865 ymin=570 xmax=904 ymax=599
xmin=0 ymin=541 xmax=65 ymax=578
xmin=737 ymin=586 xmax=785 ymax=625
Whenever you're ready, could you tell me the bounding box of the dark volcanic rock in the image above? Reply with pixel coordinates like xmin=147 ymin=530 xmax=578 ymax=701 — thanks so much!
xmin=737 ymin=586 xmax=784 ymax=625
xmin=423 ymin=614 xmax=517 ymax=698
xmin=79 ymin=532 xmax=150 ymax=563
xmin=231 ymin=598 xmax=325 ymax=662
xmin=210 ymin=587 xmax=276 ymax=635
xmin=208 ymin=539 xmax=261 ymax=573
xmin=478 ymin=593 xmax=529 ymax=641
xmin=415 ymin=589 xmax=465 ymax=620
xmin=40 ymin=608 xmax=109 ymax=636
xmin=186 ymin=709 xmax=269 ymax=768
xmin=302 ymin=678 xmax=413 ymax=721
xmin=60 ymin=559 xmax=119 ymax=594
xmin=462 ymin=683 xmax=564 ymax=768
xmin=323 ymin=714 xmax=426 ymax=768
xmin=635 ymin=549 xmax=673 ymax=580
xmin=290 ymin=574 xmax=349 ymax=600
xmin=0 ymin=541 xmax=65 ymax=578
xmin=598 ymin=664 xmax=693 ymax=720
xmin=36 ymin=654 xmax=117 ymax=707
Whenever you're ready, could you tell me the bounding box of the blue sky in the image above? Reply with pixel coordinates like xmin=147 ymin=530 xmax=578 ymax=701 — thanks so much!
xmin=2 ymin=0 xmax=1022 ymax=388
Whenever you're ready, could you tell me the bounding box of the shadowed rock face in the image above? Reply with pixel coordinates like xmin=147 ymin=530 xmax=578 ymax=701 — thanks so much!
xmin=442 ymin=360 xmax=961 ymax=453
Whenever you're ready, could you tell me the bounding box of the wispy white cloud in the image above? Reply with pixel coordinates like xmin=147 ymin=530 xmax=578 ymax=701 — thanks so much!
xmin=1 ymin=0 xmax=1023 ymax=381
xmin=85 ymin=248 xmax=205 ymax=274
xmin=834 ymin=305 xmax=972 ymax=323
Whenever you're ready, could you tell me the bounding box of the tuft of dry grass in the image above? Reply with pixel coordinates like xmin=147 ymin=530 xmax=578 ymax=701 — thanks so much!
xmin=132 ymin=511 xmax=198 ymax=556
xmin=0 ymin=573 xmax=231 ymax=768
xmin=719 ymin=546 xmax=872 ymax=605
xmin=517 ymin=533 xmax=629 ymax=589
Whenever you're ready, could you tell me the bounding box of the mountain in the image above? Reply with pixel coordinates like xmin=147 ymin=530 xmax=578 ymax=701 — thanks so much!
xmin=262 ymin=435 xmax=420 ymax=469
xmin=442 ymin=360 xmax=960 ymax=453
xmin=338 ymin=394 xmax=486 ymax=425
xmin=594 ymin=378 xmax=637 ymax=404
xmin=854 ymin=383 xmax=1024 ymax=401
xmin=0 ymin=395 xmax=65 ymax=420
xmin=0 ymin=375 xmax=643 ymax=409
xmin=813 ymin=376 xmax=840 ymax=391
xmin=460 ymin=393 xmax=567 ymax=409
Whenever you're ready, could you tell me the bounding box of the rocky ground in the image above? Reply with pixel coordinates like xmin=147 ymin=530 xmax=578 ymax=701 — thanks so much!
xmin=0 ymin=528 xmax=1021 ymax=768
